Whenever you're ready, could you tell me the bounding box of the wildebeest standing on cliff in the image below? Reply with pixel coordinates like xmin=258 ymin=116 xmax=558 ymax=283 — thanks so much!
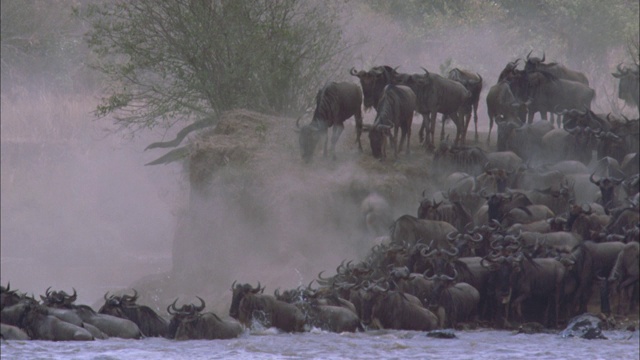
xmin=408 ymin=68 xmax=471 ymax=149
xmin=448 ymin=68 xmax=483 ymax=142
xmin=367 ymin=84 xmax=416 ymax=159
xmin=611 ymin=63 xmax=640 ymax=110
xmin=296 ymin=82 xmax=363 ymax=162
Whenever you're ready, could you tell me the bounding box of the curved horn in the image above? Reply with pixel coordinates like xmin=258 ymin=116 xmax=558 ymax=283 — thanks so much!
xmin=231 ymin=280 xmax=237 ymax=291
xmin=471 ymin=232 xmax=483 ymax=243
xmin=447 ymin=231 xmax=459 ymax=241
xmin=540 ymin=52 xmax=545 ymax=63
xmin=526 ymin=50 xmax=533 ymax=61
xmin=195 ymin=296 xmax=206 ymax=312
xmin=131 ymin=289 xmax=138 ymax=302
xmin=168 ymin=298 xmax=179 ymax=315
xmin=45 ymin=286 xmax=52 ymax=298
xmin=442 ymin=246 xmax=459 ymax=257
xmin=104 ymin=292 xmax=110 ymax=302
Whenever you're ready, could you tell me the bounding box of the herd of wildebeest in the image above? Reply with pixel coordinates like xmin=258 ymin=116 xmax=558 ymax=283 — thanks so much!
xmin=2 ymin=52 xmax=639 ymax=341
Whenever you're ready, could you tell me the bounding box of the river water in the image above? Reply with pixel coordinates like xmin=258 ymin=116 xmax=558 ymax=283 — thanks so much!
xmin=2 ymin=328 xmax=638 ymax=360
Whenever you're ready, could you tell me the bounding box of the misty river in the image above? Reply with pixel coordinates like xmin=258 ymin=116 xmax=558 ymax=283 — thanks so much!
xmin=2 ymin=328 xmax=639 ymax=360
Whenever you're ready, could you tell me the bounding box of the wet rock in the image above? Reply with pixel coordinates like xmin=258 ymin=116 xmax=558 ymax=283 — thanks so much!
xmin=427 ymin=329 xmax=457 ymax=339
xmin=517 ymin=322 xmax=555 ymax=334
xmin=560 ymin=313 xmax=607 ymax=340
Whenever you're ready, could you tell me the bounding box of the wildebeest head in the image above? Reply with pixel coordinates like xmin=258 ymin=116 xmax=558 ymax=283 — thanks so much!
xmin=40 ymin=287 xmax=77 ymax=308
xmin=417 ymin=195 xmax=442 ymax=220
xmin=296 ymin=116 xmax=323 ymax=163
xmin=367 ymin=124 xmax=391 ymax=159
xmin=229 ymin=281 xmax=262 ymax=319
xmin=612 ymin=63 xmax=640 ymax=108
xmin=0 ymin=282 xmax=22 ymax=310
xmin=350 ymin=65 xmax=395 ymax=109
xmin=167 ymin=297 xmax=206 ymax=339
xmin=498 ymin=59 xmax=521 ymax=82
xmin=524 ymin=50 xmax=548 ymax=72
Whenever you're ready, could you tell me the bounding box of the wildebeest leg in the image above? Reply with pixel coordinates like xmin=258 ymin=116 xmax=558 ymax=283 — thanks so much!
xmin=440 ymin=115 xmax=447 ymax=141
xmin=322 ymin=128 xmax=329 ymax=158
xmin=429 ymin=112 xmax=438 ymax=149
xmin=330 ymin=124 xmax=344 ymax=160
xmin=355 ymin=111 xmax=363 ymax=152
xmin=452 ymin=113 xmax=462 ymax=146
xmin=473 ymin=104 xmax=479 ymax=142
xmin=527 ymin=110 xmax=535 ymax=124
xmin=392 ymin=126 xmax=399 ymax=158
xmin=419 ymin=114 xmax=427 ymax=144
xmin=487 ymin=112 xmax=494 ymax=145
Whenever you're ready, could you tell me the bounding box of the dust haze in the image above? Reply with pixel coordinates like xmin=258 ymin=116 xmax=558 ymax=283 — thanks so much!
xmin=1 ymin=2 xmax=635 ymax=314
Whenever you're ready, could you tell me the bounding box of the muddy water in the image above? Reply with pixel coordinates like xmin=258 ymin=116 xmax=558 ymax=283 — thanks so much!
xmin=2 ymin=328 xmax=638 ymax=360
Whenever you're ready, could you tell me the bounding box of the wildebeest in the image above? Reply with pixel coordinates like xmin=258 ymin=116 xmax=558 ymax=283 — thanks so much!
xmin=361 ymin=284 xmax=438 ymax=331
xmin=350 ymin=65 xmax=397 ymax=110
xmin=417 ymin=196 xmax=473 ymax=233
xmin=524 ymin=51 xmax=590 ymax=85
xmin=389 ymin=215 xmax=458 ymax=249
xmin=486 ymin=253 xmax=567 ymax=327
xmin=496 ymin=119 xmax=554 ymax=161
xmin=448 ymin=68 xmax=483 ymax=142
xmin=366 ymin=84 xmax=416 ymax=159
xmin=406 ymin=68 xmax=471 ymax=148
xmin=425 ymin=270 xmax=480 ymax=329
xmin=98 ymin=290 xmax=168 ymax=337
xmin=511 ymin=70 xmax=595 ymax=125
xmin=296 ymin=82 xmax=363 ymax=162
xmin=540 ymin=127 xmax=595 ymax=165
xmin=563 ymin=241 xmax=626 ymax=314
xmin=229 ymin=282 xmax=305 ymax=332
xmin=41 ymin=288 xmax=141 ymax=339
xmin=611 ymin=63 xmax=639 ymax=109
xmin=607 ymin=242 xmax=639 ymax=315
xmin=167 ymin=297 xmax=243 ymax=340
xmin=486 ymin=80 xmax=528 ymax=145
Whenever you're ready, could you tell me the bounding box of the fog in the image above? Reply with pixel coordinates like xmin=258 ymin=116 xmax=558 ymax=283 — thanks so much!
xmin=1 ymin=1 xmax=636 ymax=314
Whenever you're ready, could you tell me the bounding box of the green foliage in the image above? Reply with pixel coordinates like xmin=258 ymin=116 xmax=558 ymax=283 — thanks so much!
xmin=1 ymin=0 xmax=90 ymax=92
xmin=83 ymin=0 xmax=353 ymax=133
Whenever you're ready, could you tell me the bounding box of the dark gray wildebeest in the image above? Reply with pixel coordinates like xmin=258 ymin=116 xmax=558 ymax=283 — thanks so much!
xmin=606 ymin=242 xmax=639 ymax=315
xmin=389 ymin=214 xmax=458 ymax=250
xmin=41 ymin=288 xmax=141 ymax=339
xmin=296 ymin=81 xmax=363 ymax=162
xmin=1 ymin=300 xmax=95 ymax=341
xmin=360 ymin=283 xmax=438 ymax=331
xmin=611 ymin=63 xmax=639 ymax=110
xmin=425 ymin=269 xmax=480 ymax=329
xmin=365 ymin=84 xmax=416 ymax=159
xmin=486 ymin=253 xmax=567 ymax=328
xmin=448 ymin=68 xmax=484 ymax=142
xmin=167 ymin=297 xmax=243 ymax=340
xmin=98 ymin=289 xmax=168 ymax=337
xmin=350 ymin=65 xmax=398 ymax=110
xmin=417 ymin=196 xmax=473 ymax=233
xmin=406 ymin=68 xmax=471 ymax=149
xmin=486 ymin=79 xmax=529 ymax=145
xmin=511 ymin=70 xmax=595 ymax=126
xmin=495 ymin=118 xmax=554 ymax=161
xmin=524 ymin=51 xmax=590 ymax=85
xmin=229 ymin=282 xmax=305 ymax=332
xmin=560 ymin=240 xmax=626 ymax=315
